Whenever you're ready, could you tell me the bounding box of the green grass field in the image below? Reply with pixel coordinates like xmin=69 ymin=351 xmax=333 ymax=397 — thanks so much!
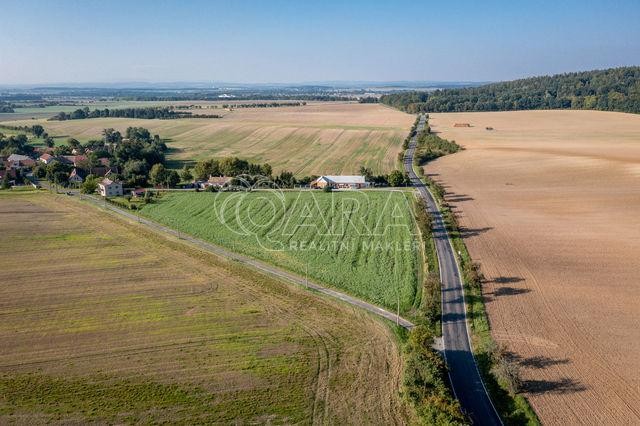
xmin=140 ymin=190 xmax=421 ymax=313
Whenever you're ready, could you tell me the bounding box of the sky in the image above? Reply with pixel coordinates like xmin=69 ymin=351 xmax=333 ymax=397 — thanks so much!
xmin=1 ymin=0 xmax=639 ymax=85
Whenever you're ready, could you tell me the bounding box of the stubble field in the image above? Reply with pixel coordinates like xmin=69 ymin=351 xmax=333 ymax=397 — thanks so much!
xmin=0 ymin=192 xmax=412 ymax=424
xmin=426 ymin=110 xmax=640 ymax=424
xmin=4 ymin=102 xmax=413 ymax=175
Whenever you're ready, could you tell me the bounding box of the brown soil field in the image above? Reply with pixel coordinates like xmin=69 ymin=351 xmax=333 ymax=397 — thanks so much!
xmin=426 ymin=110 xmax=640 ymax=424
xmin=5 ymin=102 xmax=413 ymax=175
xmin=0 ymin=191 xmax=412 ymax=424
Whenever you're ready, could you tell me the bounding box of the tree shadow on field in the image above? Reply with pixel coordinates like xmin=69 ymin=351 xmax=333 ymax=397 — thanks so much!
xmin=458 ymin=225 xmax=493 ymax=238
xmin=504 ymin=350 xmax=571 ymax=368
xmin=492 ymin=276 xmax=525 ymax=284
xmin=501 ymin=351 xmax=582 ymax=394
xmin=490 ymin=287 xmax=532 ymax=297
xmin=446 ymin=193 xmax=474 ymax=203
xmin=521 ymin=377 xmax=586 ymax=395
xmin=484 ymin=276 xmax=530 ymax=302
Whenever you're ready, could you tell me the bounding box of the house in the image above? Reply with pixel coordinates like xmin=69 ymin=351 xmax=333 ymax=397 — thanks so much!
xmin=61 ymin=155 xmax=88 ymax=167
xmin=38 ymin=153 xmax=57 ymax=164
xmin=199 ymin=175 xmax=233 ymax=189
xmin=131 ymin=188 xmax=146 ymax=198
xmin=98 ymin=178 xmax=123 ymax=197
xmin=68 ymin=168 xmax=86 ymax=184
xmin=7 ymin=154 xmax=35 ymax=170
xmin=310 ymin=175 xmax=369 ymax=190
xmin=91 ymin=166 xmax=110 ymax=177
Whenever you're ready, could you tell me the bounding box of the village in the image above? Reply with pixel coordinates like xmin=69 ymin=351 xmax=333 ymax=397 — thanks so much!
xmin=1 ymin=125 xmax=396 ymax=200
xmin=0 ymin=148 xmax=375 ymax=199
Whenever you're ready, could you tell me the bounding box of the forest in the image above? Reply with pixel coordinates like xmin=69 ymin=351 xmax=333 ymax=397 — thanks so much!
xmin=381 ymin=66 xmax=640 ymax=114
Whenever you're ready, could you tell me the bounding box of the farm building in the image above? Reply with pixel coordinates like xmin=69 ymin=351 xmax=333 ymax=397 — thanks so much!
xmin=310 ymin=175 xmax=369 ymax=189
xmin=198 ymin=176 xmax=233 ymax=189
xmin=6 ymin=154 xmax=35 ymax=170
xmin=98 ymin=178 xmax=123 ymax=197
xmin=454 ymin=123 xmax=471 ymax=127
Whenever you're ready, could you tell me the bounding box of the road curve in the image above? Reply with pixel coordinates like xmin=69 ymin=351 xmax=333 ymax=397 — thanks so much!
xmin=404 ymin=114 xmax=502 ymax=425
xmin=82 ymin=195 xmax=414 ymax=329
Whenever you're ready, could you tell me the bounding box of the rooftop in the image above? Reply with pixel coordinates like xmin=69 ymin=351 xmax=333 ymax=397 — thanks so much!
xmin=317 ymin=175 xmax=367 ymax=184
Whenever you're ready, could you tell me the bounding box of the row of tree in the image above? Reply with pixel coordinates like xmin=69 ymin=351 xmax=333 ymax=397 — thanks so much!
xmin=188 ymin=158 xmax=412 ymax=189
xmin=413 ymin=129 xmax=461 ymax=164
xmin=0 ymin=102 xmax=14 ymax=113
xmin=221 ymin=102 xmax=306 ymax=109
xmin=192 ymin=157 xmax=273 ymax=181
xmin=381 ymin=66 xmax=640 ymax=114
xmin=49 ymin=107 xmax=221 ymax=121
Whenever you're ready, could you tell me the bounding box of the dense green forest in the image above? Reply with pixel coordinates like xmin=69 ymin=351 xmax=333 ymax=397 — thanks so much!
xmin=381 ymin=66 xmax=640 ymax=114
xmin=49 ymin=107 xmax=221 ymax=121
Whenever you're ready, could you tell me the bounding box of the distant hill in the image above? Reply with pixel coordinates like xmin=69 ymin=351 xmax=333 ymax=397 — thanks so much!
xmin=381 ymin=66 xmax=640 ymax=114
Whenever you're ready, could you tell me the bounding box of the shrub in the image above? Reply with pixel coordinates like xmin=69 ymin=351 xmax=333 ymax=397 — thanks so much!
xmin=403 ymin=326 xmax=467 ymax=425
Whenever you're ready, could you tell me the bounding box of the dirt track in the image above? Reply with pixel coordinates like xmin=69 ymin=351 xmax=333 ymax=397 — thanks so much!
xmin=427 ymin=110 xmax=640 ymax=425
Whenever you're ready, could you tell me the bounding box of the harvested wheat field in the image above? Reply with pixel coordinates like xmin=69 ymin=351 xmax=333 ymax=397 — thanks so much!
xmin=426 ymin=110 xmax=640 ymax=424
xmin=0 ymin=191 xmax=412 ymax=424
xmin=5 ymin=102 xmax=412 ymax=175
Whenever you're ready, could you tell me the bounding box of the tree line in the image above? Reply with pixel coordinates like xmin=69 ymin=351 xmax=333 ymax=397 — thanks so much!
xmin=0 ymin=102 xmax=15 ymax=113
xmin=221 ymin=102 xmax=306 ymax=109
xmin=188 ymin=158 xmax=412 ymax=190
xmin=413 ymin=129 xmax=461 ymax=164
xmin=0 ymin=133 xmax=33 ymax=157
xmin=381 ymin=66 xmax=640 ymax=114
xmin=49 ymin=107 xmax=222 ymax=121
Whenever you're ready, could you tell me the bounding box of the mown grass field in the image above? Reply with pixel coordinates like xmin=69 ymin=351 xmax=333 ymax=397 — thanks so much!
xmin=140 ymin=190 xmax=420 ymax=314
xmin=4 ymin=102 xmax=413 ymax=174
xmin=0 ymin=192 xmax=412 ymax=424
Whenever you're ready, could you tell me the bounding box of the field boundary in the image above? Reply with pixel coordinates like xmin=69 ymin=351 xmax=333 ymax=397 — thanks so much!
xmin=79 ymin=194 xmax=415 ymax=329
xmin=405 ymin=114 xmax=503 ymax=424
xmin=419 ymin=174 xmax=540 ymax=424
xmin=406 ymin=109 xmax=539 ymax=424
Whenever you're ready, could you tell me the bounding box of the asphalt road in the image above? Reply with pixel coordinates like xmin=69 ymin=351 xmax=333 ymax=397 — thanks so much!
xmin=81 ymin=194 xmax=414 ymax=329
xmin=405 ymin=115 xmax=502 ymax=425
